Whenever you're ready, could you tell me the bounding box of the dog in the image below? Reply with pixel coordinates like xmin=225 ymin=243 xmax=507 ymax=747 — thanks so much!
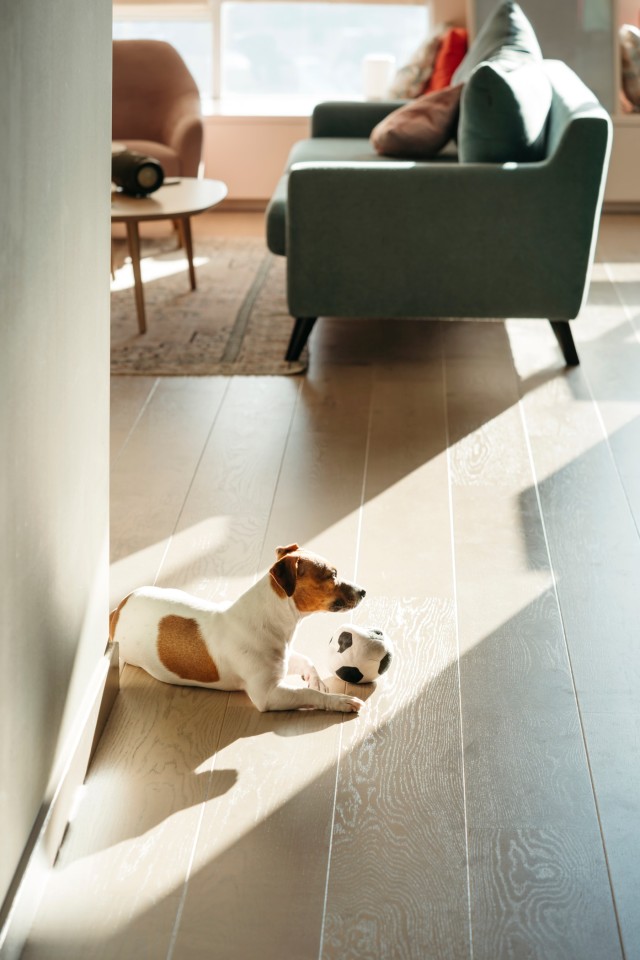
xmin=110 ymin=544 xmax=366 ymax=714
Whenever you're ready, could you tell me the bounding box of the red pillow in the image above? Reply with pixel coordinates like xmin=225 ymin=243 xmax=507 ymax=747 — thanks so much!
xmin=423 ymin=28 xmax=468 ymax=93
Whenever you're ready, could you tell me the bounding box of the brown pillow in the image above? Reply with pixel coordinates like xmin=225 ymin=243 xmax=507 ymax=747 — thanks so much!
xmin=370 ymin=84 xmax=463 ymax=159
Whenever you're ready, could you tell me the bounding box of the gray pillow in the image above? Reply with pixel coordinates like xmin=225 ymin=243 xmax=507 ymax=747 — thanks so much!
xmin=458 ymin=59 xmax=552 ymax=163
xmin=452 ymin=0 xmax=542 ymax=85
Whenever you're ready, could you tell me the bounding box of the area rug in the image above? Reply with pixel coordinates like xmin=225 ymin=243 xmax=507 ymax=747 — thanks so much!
xmin=110 ymin=236 xmax=306 ymax=375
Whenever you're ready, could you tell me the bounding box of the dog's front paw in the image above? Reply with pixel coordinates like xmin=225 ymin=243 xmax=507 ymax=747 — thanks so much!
xmin=332 ymin=694 xmax=364 ymax=714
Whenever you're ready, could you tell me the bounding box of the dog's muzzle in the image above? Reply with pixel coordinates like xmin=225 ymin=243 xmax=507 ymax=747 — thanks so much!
xmin=332 ymin=582 xmax=366 ymax=612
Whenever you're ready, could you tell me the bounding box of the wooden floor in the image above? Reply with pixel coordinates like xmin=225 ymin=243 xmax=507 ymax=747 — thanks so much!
xmin=23 ymin=212 xmax=640 ymax=960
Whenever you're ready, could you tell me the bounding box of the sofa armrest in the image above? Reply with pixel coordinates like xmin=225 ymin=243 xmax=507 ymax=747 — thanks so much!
xmin=286 ymin=116 xmax=610 ymax=321
xmin=311 ymin=100 xmax=406 ymax=138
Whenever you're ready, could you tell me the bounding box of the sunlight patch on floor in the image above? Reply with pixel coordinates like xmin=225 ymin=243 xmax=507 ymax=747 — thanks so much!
xmin=111 ymin=252 xmax=210 ymax=291
xmin=602 ymin=261 xmax=640 ymax=284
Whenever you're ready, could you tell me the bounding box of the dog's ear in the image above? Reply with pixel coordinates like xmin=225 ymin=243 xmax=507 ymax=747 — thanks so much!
xmin=275 ymin=543 xmax=300 ymax=560
xmin=270 ymin=555 xmax=299 ymax=597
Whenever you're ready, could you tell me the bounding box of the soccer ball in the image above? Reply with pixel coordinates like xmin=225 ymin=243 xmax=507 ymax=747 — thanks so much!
xmin=328 ymin=623 xmax=393 ymax=684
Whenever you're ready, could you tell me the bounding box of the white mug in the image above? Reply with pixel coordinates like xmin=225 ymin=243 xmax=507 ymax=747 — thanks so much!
xmin=362 ymin=53 xmax=396 ymax=101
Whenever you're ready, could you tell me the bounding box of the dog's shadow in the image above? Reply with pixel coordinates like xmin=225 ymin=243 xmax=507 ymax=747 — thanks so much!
xmin=61 ymin=666 xmax=376 ymax=864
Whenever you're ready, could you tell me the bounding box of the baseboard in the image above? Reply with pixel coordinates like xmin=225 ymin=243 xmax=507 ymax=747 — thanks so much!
xmin=89 ymin=641 xmax=120 ymax=763
xmin=218 ymin=198 xmax=267 ymax=212
xmin=602 ymin=201 xmax=640 ymax=214
xmin=0 ymin=642 xmax=120 ymax=960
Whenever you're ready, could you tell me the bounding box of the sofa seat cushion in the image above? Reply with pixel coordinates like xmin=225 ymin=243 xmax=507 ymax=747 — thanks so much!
xmin=286 ymin=137 xmax=382 ymax=165
xmin=453 ymin=0 xmax=542 ymax=85
xmin=459 ymin=59 xmax=552 ymax=162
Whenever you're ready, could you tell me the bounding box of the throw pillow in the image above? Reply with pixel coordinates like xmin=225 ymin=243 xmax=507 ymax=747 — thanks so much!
xmin=452 ymin=0 xmax=542 ymax=85
xmin=388 ymin=32 xmax=443 ymax=99
xmin=458 ymin=59 xmax=552 ymax=163
xmin=424 ymin=28 xmax=469 ymax=92
xmin=371 ymin=84 xmax=463 ymax=159
xmin=620 ymin=24 xmax=640 ymax=109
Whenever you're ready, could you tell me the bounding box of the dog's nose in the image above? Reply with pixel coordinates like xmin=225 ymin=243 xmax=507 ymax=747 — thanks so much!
xmin=358 ymin=588 xmax=366 ymax=599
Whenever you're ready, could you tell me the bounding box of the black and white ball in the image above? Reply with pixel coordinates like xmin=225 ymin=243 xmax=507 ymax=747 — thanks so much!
xmin=328 ymin=623 xmax=393 ymax=684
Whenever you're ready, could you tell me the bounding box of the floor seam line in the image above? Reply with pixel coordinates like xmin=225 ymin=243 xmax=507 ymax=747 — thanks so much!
xmin=153 ymin=377 xmax=233 ymax=586
xmin=318 ymin=364 xmax=374 ymax=960
xmin=254 ymin=377 xmax=303 ymax=583
xmin=112 ymin=377 xmax=160 ymax=467
xmin=441 ymin=323 xmax=474 ymax=960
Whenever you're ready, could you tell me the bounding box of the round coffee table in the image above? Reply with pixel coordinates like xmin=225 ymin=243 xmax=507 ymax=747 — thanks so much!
xmin=111 ymin=177 xmax=228 ymax=334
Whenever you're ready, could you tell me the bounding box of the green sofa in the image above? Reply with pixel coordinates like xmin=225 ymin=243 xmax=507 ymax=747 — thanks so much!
xmin=265 ymin=60 xmax=612 ymax=366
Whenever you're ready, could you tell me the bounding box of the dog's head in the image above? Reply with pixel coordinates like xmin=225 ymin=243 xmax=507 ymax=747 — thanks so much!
xmin=269 ymin=543 xmax=366 ymax=614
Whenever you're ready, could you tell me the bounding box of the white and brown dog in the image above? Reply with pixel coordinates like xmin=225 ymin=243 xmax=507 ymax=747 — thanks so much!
xmin=110 ymin=544 xmax=366 ymax=714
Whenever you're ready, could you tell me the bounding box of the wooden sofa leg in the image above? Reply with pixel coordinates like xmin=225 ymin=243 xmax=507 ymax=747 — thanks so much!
xmin=286 ymin=317 xmax=317 ymax=362
xmin=550 ymin=320 xmax=579 ymax=366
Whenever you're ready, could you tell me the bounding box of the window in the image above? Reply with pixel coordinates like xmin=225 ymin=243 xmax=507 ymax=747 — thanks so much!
xmin=113 ymin=2 xmax=429 ymax=106
xmin=221 ymin=3 xmax=427 ymax=99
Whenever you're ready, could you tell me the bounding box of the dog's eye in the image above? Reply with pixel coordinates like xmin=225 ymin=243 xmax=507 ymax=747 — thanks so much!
xmin=325 ymin=569 xmax=337 ymax=582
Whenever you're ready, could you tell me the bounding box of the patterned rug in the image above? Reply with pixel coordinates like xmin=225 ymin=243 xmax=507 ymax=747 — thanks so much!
xmin=110 ymin=236 xmax=306 ymax=375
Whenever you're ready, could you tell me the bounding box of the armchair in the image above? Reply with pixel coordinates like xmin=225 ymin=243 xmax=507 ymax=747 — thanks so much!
xmin=112 ymin=40 xmax=203 ymax=178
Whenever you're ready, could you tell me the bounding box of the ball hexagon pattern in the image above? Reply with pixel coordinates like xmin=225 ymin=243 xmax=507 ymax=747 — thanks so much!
xmin=328 ymin=623 xmax=393 ymax=684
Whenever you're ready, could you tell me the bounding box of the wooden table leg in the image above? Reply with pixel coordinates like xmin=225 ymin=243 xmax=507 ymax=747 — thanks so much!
xmin=181 ymin=216 xmax=197 ymax=291
xmin=126 ymin=220 xmax=146 ymax=334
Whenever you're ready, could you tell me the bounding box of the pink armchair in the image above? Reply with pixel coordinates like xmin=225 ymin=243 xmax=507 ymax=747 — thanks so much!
xmin=112 ymin=40 xmax=203 ymax=177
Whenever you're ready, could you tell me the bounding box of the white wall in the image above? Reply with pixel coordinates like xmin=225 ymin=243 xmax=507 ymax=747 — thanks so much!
xmin=473 ymin=0 xmax=615 ymax=110
xmin=203 ymin=114 xmax=309 ymax=202
xmin=0 ymin=0 xmax=111 ymax=911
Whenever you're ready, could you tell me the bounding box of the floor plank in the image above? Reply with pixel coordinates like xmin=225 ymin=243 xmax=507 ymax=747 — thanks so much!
xmin=444 ymin=321 xmax=621 ymax=960
xmin=109 ymin=377 xmax=230 ymax=607
xmin=321 ymin=353 xmax=470 ymax=960
xmin=467 ymin=826 xmax=620 ymax=960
